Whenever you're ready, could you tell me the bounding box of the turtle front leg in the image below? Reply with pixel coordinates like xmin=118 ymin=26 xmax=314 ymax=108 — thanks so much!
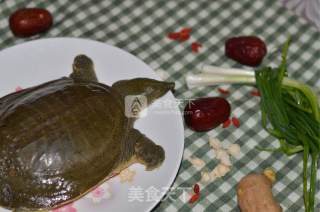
xmin=130 ymin=129 xmax=165 ymax=171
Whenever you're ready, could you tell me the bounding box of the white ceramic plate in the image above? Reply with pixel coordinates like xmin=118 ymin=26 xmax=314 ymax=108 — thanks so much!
xmin=0 ymin=38 xmax=184 ymax=212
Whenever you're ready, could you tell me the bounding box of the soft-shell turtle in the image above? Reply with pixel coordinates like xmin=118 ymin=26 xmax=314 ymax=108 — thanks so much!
xmin=0 ymin=55 xmax=174 ymax=211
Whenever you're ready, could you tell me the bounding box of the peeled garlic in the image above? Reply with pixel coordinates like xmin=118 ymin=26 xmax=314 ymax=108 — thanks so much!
xmin=210 ymin=164 xmax=231 ymax=178
xmin=201 ymin=171 xmax=211 ymax=183
xmin=220 ymin=154 xmax=232 ymax=166
xmin=189 ymin=157 xmax=205 ymax=168
xmin=209 ymin=137 xmax=221 ymax=150
xmin=216 ymin=163 xmax=231 ymax=177
xmin=215 ymin=149 xmax=231 ymax=166
xmin=210 ymin=167 xmax=219 ymax=179
xmin=227 ymin=144 xmax=241 ymax=158
xmin=215 ymin=149 xmax=226 ymax=159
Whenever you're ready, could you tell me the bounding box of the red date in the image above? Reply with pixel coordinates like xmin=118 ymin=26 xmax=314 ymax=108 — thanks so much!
xmin=9 ymin=8 xmax=53 ymax=37
xmin=184 ymin=97 xmax=231 ymax=132
xmin=225 ymin=36 xmax=267 ymax=67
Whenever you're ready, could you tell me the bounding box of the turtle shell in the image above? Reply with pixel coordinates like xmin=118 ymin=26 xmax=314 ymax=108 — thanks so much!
xmin=0 ymin=77 xmax=130 ymax=209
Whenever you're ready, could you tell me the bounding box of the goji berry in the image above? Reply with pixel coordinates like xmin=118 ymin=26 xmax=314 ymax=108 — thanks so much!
xmin=250 ymin=89 xmax=261 ymax=97
xmin=232 ymin=117 xmax=240 ymax=128
xmin=180 ymin=27 xmax=192 ymax=34
xmin=218 ymin=87 xmax=230 ymax=95
xmin=189 ymin=193 xmax=200 ymax=204
xmin=193 ymin=183 xmax=200 ymax=194
xmin=15 ymin=86 xmax=23 ymax=92
xmin=179 ymin=32 xmax=190 ymax=42
xmin=222 ymin=119 xmax=231 ymax=128
xmin=167 ymin=32 xmax=180 ymax=40
xmin=191 ymin=42 xmax=202 ymax=53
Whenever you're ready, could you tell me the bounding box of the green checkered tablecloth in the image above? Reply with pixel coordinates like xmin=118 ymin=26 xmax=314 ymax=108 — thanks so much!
xmin=0 ymin=0 xmax=319 ymax=211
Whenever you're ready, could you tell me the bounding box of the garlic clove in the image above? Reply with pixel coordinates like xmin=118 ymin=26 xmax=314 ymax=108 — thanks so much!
xmin=189 ymin=157 xmax=205 ymax=168
xmin=209 ymin=137 xmax=222 ymax=150
xmin=215 ymin=149 xmax=228 ymax=159
xmin=214 ymin=146 xmax=232 ymax=166
xmin=227 ymin=143 xmax=241 ymax=158
xmin=216 ymin=163 xmax=231 ymax=177
xmin=210 ymin=167 xmax=219 ymax=179
xmin=201 ymin=171 xmax=211 ymax=183
xmin=220 ymin=152 xmax=232 ymax=166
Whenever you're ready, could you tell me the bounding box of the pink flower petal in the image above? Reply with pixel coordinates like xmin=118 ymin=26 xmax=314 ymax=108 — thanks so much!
xmin=15 ymin=86 xmax=23 ymax=92
xmin=52 ymin=203 xmax=77 ymax=212
xmin=92 ymin=187 xmax=105 ymax=198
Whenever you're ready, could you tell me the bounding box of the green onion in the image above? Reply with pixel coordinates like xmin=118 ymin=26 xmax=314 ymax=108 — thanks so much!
xmin=255 ymin=38 xmax=320 ymax=212
xmin=185 ymin=38 xmax=320 ymax=212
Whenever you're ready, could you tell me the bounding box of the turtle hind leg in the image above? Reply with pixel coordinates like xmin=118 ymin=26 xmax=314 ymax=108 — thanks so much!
xmin=129 ymin=129 xmax=165 ymax=171
xmin=70 ymin=55 xmax=98 ymax=82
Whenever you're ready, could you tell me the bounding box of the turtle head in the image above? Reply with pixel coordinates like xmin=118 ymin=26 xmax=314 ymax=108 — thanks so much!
xmin=70 ymin=55 xmax=98 ymax=82
xmin=112 ymin=78 xmax=175 ymax=107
